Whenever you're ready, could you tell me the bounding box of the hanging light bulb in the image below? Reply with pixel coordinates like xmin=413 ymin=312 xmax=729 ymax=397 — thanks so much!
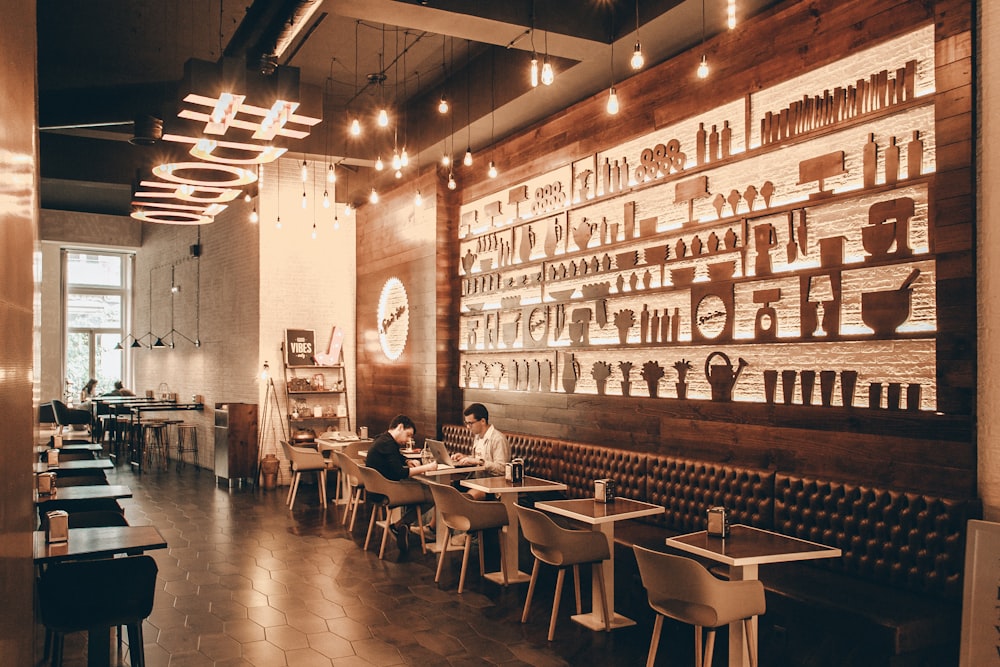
xmin=257 ymin=163 xmax=264 ymax=188
xmin=631 ymin=43 xmax=644 ymax=70
xmin=301 ymin=189 xmax=307 ymax=209
xmin=369 ymin=187 xmax=379 ymax=204
xmin=276 ymin=215 xmax=282 ymax=230
xmin=727 ymin=0 xmax=737 ymax=29
xmin=375 ymin=155 xmax=384 ymax=171
xmin=463 ymin=147 xmax=473 ymax=166
xmin=322 ymin=189 xmax=330 ymax=208
xmin=447 ymin=172 xmax=457 ymax=190
xmin=438 ymin=95 xmax=449 ymax=114
xmin=377 ymin=108 xmax=389 ymax=127
xmin=541 ymin=58 xmax=554 ymax=85
xmin=488 ymin=160 xmax=498 ymax=178
xmin=391 ymin=149 xmax=401 ymax=171
xmin=333 ymin=214 xmax=340 ymax=231
xmin=301 ymin=159 xmax=308 ymax=182
xmin=249 ymin=207 xmax=259 ymax=224
xmin=243 ymin=191 xmax=252 ymax=203
xmin=414 ymin=189 xmax=422 ymax=206
xmin=350 ymin=118 xmax=361 ymax=136
xmin=344 ymin=203 xmax=353 ymax=216
xmin=441 ymin=153 xmax=451 ymax=167
xmin=311 ymin=221 xmax=317 ymax=239
xmin=530 ymin=57 xmax=539 ymax=87
xmin=400 ymin=148 xmax=409 ymax=167
xmin=327 ymin=163 xmax=336 ymax=183
xmin=697 ymin=54 xmax=710 ymax=79
xmin=395 ymin=169 xmax=402 ymax=179
xmin=607 ymin=86 xmax=620 ymax=115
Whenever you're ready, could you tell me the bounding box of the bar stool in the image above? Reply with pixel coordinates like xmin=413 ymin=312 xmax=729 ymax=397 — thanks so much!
xmin=175 ymin=424 xmax=199 ymax=471
xmin=142 ymin=422 xmax=168 ymax=472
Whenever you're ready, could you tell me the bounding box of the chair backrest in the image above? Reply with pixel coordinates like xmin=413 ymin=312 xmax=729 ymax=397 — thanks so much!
xmin=344 ymin=439 xmax=367 ymax=459
xmin=281 ymin=441 xmax=326 ymax=472
xmin=632 ymin=545 xmax=766 ymax=627
xmin=515 ymin=503 xmax=610 ymax=566
xmin=333 ymin=450 xmax=363 ymax=486
xmin=49 ymin=399 xmax=71 ymax=427
xmin=38 ymin=555 xmax=158 ymax=631
xmin=355 ymin=465 xmax=429 ymax=508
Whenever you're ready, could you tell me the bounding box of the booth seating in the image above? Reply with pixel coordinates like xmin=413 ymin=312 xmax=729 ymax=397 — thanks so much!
xmin=440 ymin=424 xmax=981 ymax=665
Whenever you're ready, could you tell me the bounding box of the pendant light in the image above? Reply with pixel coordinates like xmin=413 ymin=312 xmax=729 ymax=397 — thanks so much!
xmin=464 ymin=39 xmax=473 ymax=166
xmin=728 ymin=0 xmax=737 ymax=30
xmin=369 ymin=187 xmax=379 ymax=204
xmin=540 ymin=31 xmax=554 ymax=85
xmin=438 ymin=36 xmax=449 ymax=113
xmin=697 ymin=0 xmax=710 ymax=79
xmin=447 ymin=172 xmax=457 ymax=190
xmin=529 ymin=5 xmax=540 ymax=87
xmin=630 ymin=0 xmax=644 ymax=70
xmin=606 ymin=15 xmax=619 ymax=116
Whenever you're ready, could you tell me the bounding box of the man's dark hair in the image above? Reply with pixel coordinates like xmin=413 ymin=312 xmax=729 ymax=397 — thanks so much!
xmin=463 ymin=403 xmax=489 ymax=422
xmin=389 ymin=414 xmax=416 ymax=431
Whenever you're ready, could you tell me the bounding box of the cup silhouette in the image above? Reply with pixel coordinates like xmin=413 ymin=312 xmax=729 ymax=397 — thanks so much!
xmin=781 ymin=370 xmax=797 ymax=405
xmin=841 ymin=371 xmax=858 ymax=407
xmin=763 ymin=370 xmax=778 ymax=404
xmin=819 ymin=370 xmax=836 ymax=407
xmin=800 ymin=370 xmax=816 ymax=406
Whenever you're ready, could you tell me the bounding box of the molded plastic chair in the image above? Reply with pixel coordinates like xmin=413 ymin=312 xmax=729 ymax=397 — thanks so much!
xmin=281 ymin=441 xmax=332 ymax=509
xmin=332 ymin=450 xmax=365 ymax=530
xmin=633 ymin=545 xmax=767 ymax=667
xmin=427 ymin=482 xmax=509 ymax=592
xmin=50 ymin=399 xmax=92 ymax=440
xmin=515 ymin=504 xmax=612 ymax=640
xmin=37 ymin=555 xmax=158 ymax=667
xmin=356 ymin=465 xmax=431 ymax=558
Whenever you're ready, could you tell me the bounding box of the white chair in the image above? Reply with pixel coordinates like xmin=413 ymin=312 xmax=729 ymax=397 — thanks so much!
xmin=633 ymin=545 xmax=766 ymax=667
xmin=332 ymin=450 xmax=365 ymax=530
xmin=280 ymin=441 xmax=333 ymax=509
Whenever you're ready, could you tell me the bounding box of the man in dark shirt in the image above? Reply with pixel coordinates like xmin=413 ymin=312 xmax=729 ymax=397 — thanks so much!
xmin=365 ymin=414 xmax=437 ymax=552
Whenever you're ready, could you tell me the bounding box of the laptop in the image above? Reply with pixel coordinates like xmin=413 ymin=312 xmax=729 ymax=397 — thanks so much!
xmin=423 ymin=438 xmax=455 ymax=468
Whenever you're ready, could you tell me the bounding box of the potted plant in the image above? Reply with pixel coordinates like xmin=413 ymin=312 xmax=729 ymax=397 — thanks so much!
xmin=641 ymin=361 xmax=665 ymax=397
xmin=614 ymin=309 xmax=636 ymax=345
xmin=592 ymin=361 xmax=612 ymax=396
xmin=619 ymin=361 xmax=633 ymax=396
xmin=674 ymin=359 xmax=692 ymax=399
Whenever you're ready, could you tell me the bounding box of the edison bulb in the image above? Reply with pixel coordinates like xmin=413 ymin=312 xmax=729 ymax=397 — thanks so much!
xmin=606 ymin=87 xmax=620 ymax=115
xmin=630 ymin=43 xmax=644 ymax=70
xmin=463 ymin=148 xmax=473 ymax=166
xmin=377 ymin=108 xmax=389 ymax=127
xmin=349 ymin=118 xmax=361 ymax=136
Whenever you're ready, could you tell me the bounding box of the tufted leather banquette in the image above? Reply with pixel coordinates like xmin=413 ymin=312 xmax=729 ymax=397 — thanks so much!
xmin=439 ymin=424 xmax=981 ymax=662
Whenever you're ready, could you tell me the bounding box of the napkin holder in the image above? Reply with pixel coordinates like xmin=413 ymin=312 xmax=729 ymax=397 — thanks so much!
xmin=46 ymin=510 xmax=69 ymax=544
xmin=37 ymin=472 xmax=56 ymax=495
xmin=594 ymin=479 xmax=615 ymax=503
xmin=707 ymin=506 xmax=730 ymax=537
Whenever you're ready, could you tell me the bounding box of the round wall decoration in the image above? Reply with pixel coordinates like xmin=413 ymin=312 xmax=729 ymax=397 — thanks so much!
xmin=377 ymin=277 xmax=409 ymax=360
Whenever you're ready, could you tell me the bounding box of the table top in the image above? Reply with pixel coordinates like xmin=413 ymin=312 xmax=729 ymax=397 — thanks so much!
xmin=33 ymin=525 xmax=167 ymax=564
xmin=130 ymin=402 xmax=203 ymax=413
xmin=315 ymin=436 xmax=371 ymax=450
xmin=35 ymin=484 xmax=132 ymax=505
xmin=415 ymin=464 xmax=487 ymax=478
xmin=461 ymin=475 xmax=568 ymax=495
xmin=35 ymin=443 xmax=102 ymax=454
xmin=536 ymin=497 xmax=665 ymax=525
xmin=665 ymin=524 xmax=842 ymax=567
xmin=34 ymin=459 xmax=114 ymax=474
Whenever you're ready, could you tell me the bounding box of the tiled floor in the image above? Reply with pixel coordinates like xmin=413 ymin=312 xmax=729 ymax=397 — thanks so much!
xmin=37 ymin=464 xmax=692 ymax=667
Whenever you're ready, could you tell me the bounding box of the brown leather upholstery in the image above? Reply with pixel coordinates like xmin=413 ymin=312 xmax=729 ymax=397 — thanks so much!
xmin=774 ymin=474 xmax=979 ymax=598
xmin=646 ymin=456 xmax=775 ymax=532
xmin=558 ymin=441 xmax=647 ymax=501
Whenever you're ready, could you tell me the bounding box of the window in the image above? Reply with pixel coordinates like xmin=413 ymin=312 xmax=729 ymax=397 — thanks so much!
xmin=64 ymin=250 xmax=133 ymax=401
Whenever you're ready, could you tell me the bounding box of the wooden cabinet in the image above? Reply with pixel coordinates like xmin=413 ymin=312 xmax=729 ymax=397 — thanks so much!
xmin=214 ymin=402 xmax=258 ymax=486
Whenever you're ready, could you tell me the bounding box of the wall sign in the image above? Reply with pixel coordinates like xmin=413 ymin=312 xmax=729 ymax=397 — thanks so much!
xmin=285 ymin=329 xmax=315 ymax=366
xmin=377 ymin=277 xmax=409 ymax=361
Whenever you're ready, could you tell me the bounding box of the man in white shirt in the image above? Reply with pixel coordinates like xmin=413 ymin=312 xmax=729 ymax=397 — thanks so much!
xmin=453 ymin=403 xmax=510 ymax=500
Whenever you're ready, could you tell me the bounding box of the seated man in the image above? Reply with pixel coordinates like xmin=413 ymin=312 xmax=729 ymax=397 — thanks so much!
xmin=365 ymin=414 xmax=438 ymax=552
xmin=452 ymin=403 xmax=511 ymax=499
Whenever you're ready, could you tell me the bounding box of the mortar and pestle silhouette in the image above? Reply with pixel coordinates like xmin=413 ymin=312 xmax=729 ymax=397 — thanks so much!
xmin=861 ymin=268 xmax=920 ymax=336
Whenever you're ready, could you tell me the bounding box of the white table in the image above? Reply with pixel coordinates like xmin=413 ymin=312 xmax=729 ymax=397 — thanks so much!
xmin=666 ymin=524 xmax=842 ymax=667
xmin=536 ymin=497 xmax=664 ymax=630
xmin=460 ymin=475 xmax=568 ymax=585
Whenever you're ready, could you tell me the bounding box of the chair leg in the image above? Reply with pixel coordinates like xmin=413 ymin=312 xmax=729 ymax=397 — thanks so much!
xmin=594 ymin=563 xmax=611 ymax=632
xmin=744 ymin=618 xmax=758 ymax=667
xmin=497 ymin=528 xmax=508 ymax=586
xmin=288 ymin=472 xmax=301 ymax=508
xmin=458 ymin=533 xmax=473 ymax=593
xmin=703 ymin=628 xmax=716 ymax=667
xmin=127 ymin=621 xmax=146 ymax=667
xmin=476 ymin=531 xmax=487 ymax=578
xmin=435 ymin=528 xmax=449 ymax=583
xmin=349 ymin=488 xmax=362 ymax=531
xmin=572 ymin=564 xmax=582 ymax=614
xmin=646 ymin=614 xmax=664 ymax=667
xmin=364 ymin=503 xmax=378 ymax=550
xmin=522 ymin=559 xmax=540 ymax=624
xmin=378 ymin=507 xmax=391 ymax=559
xmin=415 ymin=508 xmax=427 ymax=554
xmin=548 ymin=568 xmax=566 ymax=641
xmin=695 ymin=626 xmax=703 ymax=667
xmin=318 ymin=470 xmax=327 ymax=508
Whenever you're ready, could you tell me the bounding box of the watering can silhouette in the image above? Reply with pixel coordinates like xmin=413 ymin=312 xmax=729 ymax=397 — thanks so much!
xmin=704 ymin=351 xmax=748 ymax=402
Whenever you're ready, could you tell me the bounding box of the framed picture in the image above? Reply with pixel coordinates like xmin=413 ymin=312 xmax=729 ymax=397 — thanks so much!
xmin=285 ymin=329 xmax=315 ymax=366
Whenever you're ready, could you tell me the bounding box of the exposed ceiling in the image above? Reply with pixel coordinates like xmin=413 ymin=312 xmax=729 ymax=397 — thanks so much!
xmin=37 ymin=0 xmax=783 ymax=216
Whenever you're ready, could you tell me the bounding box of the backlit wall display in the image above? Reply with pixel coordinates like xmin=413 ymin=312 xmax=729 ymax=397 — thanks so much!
xmin=456 ymin=25 xmax=939 ymax=411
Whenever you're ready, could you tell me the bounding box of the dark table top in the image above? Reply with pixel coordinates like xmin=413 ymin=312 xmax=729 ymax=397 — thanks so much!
xmin=35 ymin=484 xmax=132 ymax=505
xmin=34 ymin=459 xmax=114 ymax=474
xmin=665 ymin=524 xmax=842 ymax=567
xmin=33 ymin=525 xmax=167 ymax=564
